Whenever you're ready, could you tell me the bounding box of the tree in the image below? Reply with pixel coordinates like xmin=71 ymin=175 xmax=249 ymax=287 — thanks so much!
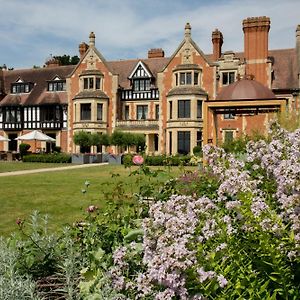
xmin=53 ymin=55 xmax=80 ymax=66
xmin=73 ymin=131 xmax=92 ymax=153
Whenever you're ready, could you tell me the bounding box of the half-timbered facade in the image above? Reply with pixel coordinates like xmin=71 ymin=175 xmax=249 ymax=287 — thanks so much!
xmin=0 ymin=16 xmax=299 ymax=155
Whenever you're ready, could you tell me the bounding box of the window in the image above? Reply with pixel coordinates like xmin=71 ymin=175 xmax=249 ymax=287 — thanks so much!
xmin=11 ymin=83 xmax=32 ymax=94
xmin=96 ymin=78 xmax=101 ymax=90
xmin=169 ymin=131 xmax=172 ymax=154
xmin=179 ymin=72 xmax=192 ymax=85
xmin=97 ymin=103 xmax=103 ymax=121
xmin=83 ymin=77 xmax=100 ymax=90
xmin=125 ymin=105 xmax=129 ymax=120
xmin=41 ymin=106 xmax=61 ymax=122
xmin=178 ymin=100 xmax=190 ymax=118
xmin=197 ymin=131 xmax=202 ymax=147
xmin=133 ymin=79 xmax=151 ymax=91
xmin=222 ymin=72 xmax=235 ymax=85
xmin=80 ymin=103 xmax=91 ymax=120
xmin=136 ymin=105 xmax=148 ymax=120
xmin=224 ymin=109 xmax=235 ymax=119
xmin=154 ymin=134 xmax=159 ymax=151
xmin=5 ymin=107 xmax=21 ymax=122
xmin=169 ymin=101 xmax=173 ymax=119
xmin=178 ymin=131 xmax=190 ymax=154
xmin=194 ymin=72 xmax=199 ymax=85
xmin=197 ymin=100 xmax=202 ymax=119
xmin=224 ymin=130 xmax=234 ymax=143
xmin=48 ymin=81 xmax=66 ymax=91
xmin=155 ymin=104 xmax=159 ymax=120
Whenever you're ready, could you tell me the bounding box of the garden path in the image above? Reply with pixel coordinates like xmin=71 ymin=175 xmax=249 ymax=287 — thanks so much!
xmin=0 ymin=163 xmax=109 ymax=177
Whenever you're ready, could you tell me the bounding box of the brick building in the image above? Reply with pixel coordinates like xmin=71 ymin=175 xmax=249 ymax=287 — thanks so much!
xmin=0 ymin=16 xmax=299 ymax=154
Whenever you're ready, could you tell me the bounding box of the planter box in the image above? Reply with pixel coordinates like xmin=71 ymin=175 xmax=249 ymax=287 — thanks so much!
xmin=108 ymin=154 xmax=122 ymax=165
xmin=71 ymin=154 xmax=90 ymax=164
xmin=72 ymin=153 xmax=103 ymax=164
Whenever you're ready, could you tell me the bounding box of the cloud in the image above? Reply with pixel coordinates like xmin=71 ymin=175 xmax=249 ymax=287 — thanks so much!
xmin=0 ymin=0 xmax=299 ymax=69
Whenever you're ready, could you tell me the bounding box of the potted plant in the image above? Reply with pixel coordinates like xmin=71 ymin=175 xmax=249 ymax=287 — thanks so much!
xmin=72 ymin=131 xmax=92 ymax=164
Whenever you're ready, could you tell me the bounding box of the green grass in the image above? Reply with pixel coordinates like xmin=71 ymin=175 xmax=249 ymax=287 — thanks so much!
xmin=0 ymin=165 xmax=189 ymax=236
xmin=0 ymin=161 xmax=72 ymax=173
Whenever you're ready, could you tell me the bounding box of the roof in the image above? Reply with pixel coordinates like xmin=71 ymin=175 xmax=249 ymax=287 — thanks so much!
xmin=0 ymin=48 xmax=297 ymax=107
xmin=206 ymin=48 xmax=298 ymax=90
xmin=108 ymin=57 xmax=170 ymax=89
xmin=1 ymin=66 xmax=73 ymax=106
xmin=217 ymin=78 xmax=276 ymax=100
xmin=73 ymin=90 xmax=109 ymax=99
xmin=167 ymin=86 xmax=208 ymax=97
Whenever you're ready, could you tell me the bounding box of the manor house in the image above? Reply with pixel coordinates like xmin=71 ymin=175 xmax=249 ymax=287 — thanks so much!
xmin=0 ymin=16 xmax=299 ymax=154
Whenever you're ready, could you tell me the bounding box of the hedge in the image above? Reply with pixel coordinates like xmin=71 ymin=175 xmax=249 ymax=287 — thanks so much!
xmin=22 ymin=153 xmax=71 ymax=163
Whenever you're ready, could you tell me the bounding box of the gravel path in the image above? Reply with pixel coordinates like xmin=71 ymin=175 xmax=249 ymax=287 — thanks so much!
xmin=0 ymin=163 xmax=109 ymax=177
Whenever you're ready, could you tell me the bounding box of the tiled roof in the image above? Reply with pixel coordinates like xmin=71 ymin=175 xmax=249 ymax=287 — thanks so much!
xmin=73 ymin=90 xmax=109 ymax=99
xmin=1 ymin=65 xmax=74 ymax=106
xmin=0 ymin=48 xmax=298 ymax=107
xmin=108 ymin=57 xmax=170 ymax=89
xmin=167 ymin=86 xmax=208 ymax=96
xmin=205 ymin=48 xmax=298 ymax=90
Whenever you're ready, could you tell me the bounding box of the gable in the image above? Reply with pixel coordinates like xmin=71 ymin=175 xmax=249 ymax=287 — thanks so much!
xmin=129 ymin=61 xmax=153 ymax=79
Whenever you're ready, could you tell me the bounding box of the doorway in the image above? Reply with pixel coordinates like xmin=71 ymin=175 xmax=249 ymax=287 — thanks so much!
xmin=8 ymin=133 xmax=18 ymax=151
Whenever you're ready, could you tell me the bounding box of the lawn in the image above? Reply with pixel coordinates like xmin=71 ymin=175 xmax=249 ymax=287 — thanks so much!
xmin=0 ymin=161 xmax=72 ymax=173
xmin=0 ymin=164 xmax=189 ymax=236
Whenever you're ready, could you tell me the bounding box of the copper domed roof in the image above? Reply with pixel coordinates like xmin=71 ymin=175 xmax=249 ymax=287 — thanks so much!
xmin=217 ymin=77 xmax=276 ymax=100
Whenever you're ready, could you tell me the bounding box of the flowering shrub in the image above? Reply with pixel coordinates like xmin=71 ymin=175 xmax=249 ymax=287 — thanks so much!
xmin=105 ymin=122 xmax=300 ymax=299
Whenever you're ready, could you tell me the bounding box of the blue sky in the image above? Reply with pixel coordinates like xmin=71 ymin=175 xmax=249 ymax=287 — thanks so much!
xmin=0 ymin=0 xmax=299 ymax=69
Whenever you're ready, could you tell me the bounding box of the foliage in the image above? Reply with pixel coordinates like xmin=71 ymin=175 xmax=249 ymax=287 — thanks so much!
xmin=99 ymin=133 xmax=111 ymax=146
xmin=221 ymin=131 xmax=266 ymax=154
xmin=100 ymin=121 xmax=300 ymax=299
xmin=110 ymin=131 xmax=145 ymax=152
xmin=19 ymin=143 xmax=31 ymax=158
xmin=52 ymin=145 xmax=61 ymax=153
xmin=193 ymin=145 xmax=202 ymax=156
xmin=73 ymin=131 xmax=92 ymax=151
xmin=53 ymin=55 xmax=80 ymax=65
xmin=22 ymin=153 xmax=71 ymax=163
xmin=145 ymin=154 xmax=192 ymax=166
xmin=0 ymin=238 xmax=40 ymax=300
xmin=277 ymin=110 xmax=300 ymax=132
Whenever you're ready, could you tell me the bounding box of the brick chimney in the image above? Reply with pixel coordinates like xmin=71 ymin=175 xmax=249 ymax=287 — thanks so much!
xmin=79 ymin=42 xmax=89 ymax=59
xmin=212 ymin=28 xmax=223 ymax=61
xmin=148 ymin=48 xmax=165 ymax=58
xmin=45 ymin=57 xmax=60 ymax=68
xmin=296 ymin=25 xmax=300 ymax=86
xmin=243 ymin=16 xmax=270 ymax=86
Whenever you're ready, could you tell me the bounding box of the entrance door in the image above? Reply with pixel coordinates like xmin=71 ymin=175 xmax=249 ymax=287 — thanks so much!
xmin=8 ymin=134 xmax=18 ymax=151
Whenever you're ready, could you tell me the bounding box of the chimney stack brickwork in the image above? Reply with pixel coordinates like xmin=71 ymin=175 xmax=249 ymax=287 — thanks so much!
xmin=148 ymin=48 xmax=165 ymax=58
xmin=212 ymin=28 xmax=223 ymax=61
xmin=243 ymin=16 xmax=271 ymax=87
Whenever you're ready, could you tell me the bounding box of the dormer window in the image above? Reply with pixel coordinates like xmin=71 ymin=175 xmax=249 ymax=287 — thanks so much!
xmin=133 ymin=79 xmax=151 ymax=91
xmin=11 ymin=82 xmax=32 ymax=94
xmin=129 ymin=61 xmax=153 ymax=92
xmin=48 ymin=80 xmax=66 ymax=91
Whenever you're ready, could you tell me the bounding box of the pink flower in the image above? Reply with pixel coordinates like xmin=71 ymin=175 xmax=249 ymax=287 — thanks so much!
xmin=86 ymin=205 xmax=98 ymax=213
xmin=133 ymin=155 xmax=144 ymax=165
xmin=16 ymin=218 xmax=23 ymax=226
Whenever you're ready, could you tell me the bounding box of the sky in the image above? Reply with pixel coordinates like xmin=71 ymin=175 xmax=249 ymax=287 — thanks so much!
xmin=0 ymin=0 xmax=299 ymax=69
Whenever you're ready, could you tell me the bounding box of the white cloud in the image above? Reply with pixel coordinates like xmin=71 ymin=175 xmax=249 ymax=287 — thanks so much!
xmin=0 ymin=0 xmax=299 ymax=68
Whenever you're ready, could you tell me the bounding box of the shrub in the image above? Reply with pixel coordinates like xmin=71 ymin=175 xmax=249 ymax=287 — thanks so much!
xmin=73 ymin=131 xmax=92 ymax=153
xmin=19 ymin=143 xmax=31 ymax=159
xmin=22 ymin=153 xmax=71 ymax=163
xmin=193 ymin=145 xmax=202 ymax=156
